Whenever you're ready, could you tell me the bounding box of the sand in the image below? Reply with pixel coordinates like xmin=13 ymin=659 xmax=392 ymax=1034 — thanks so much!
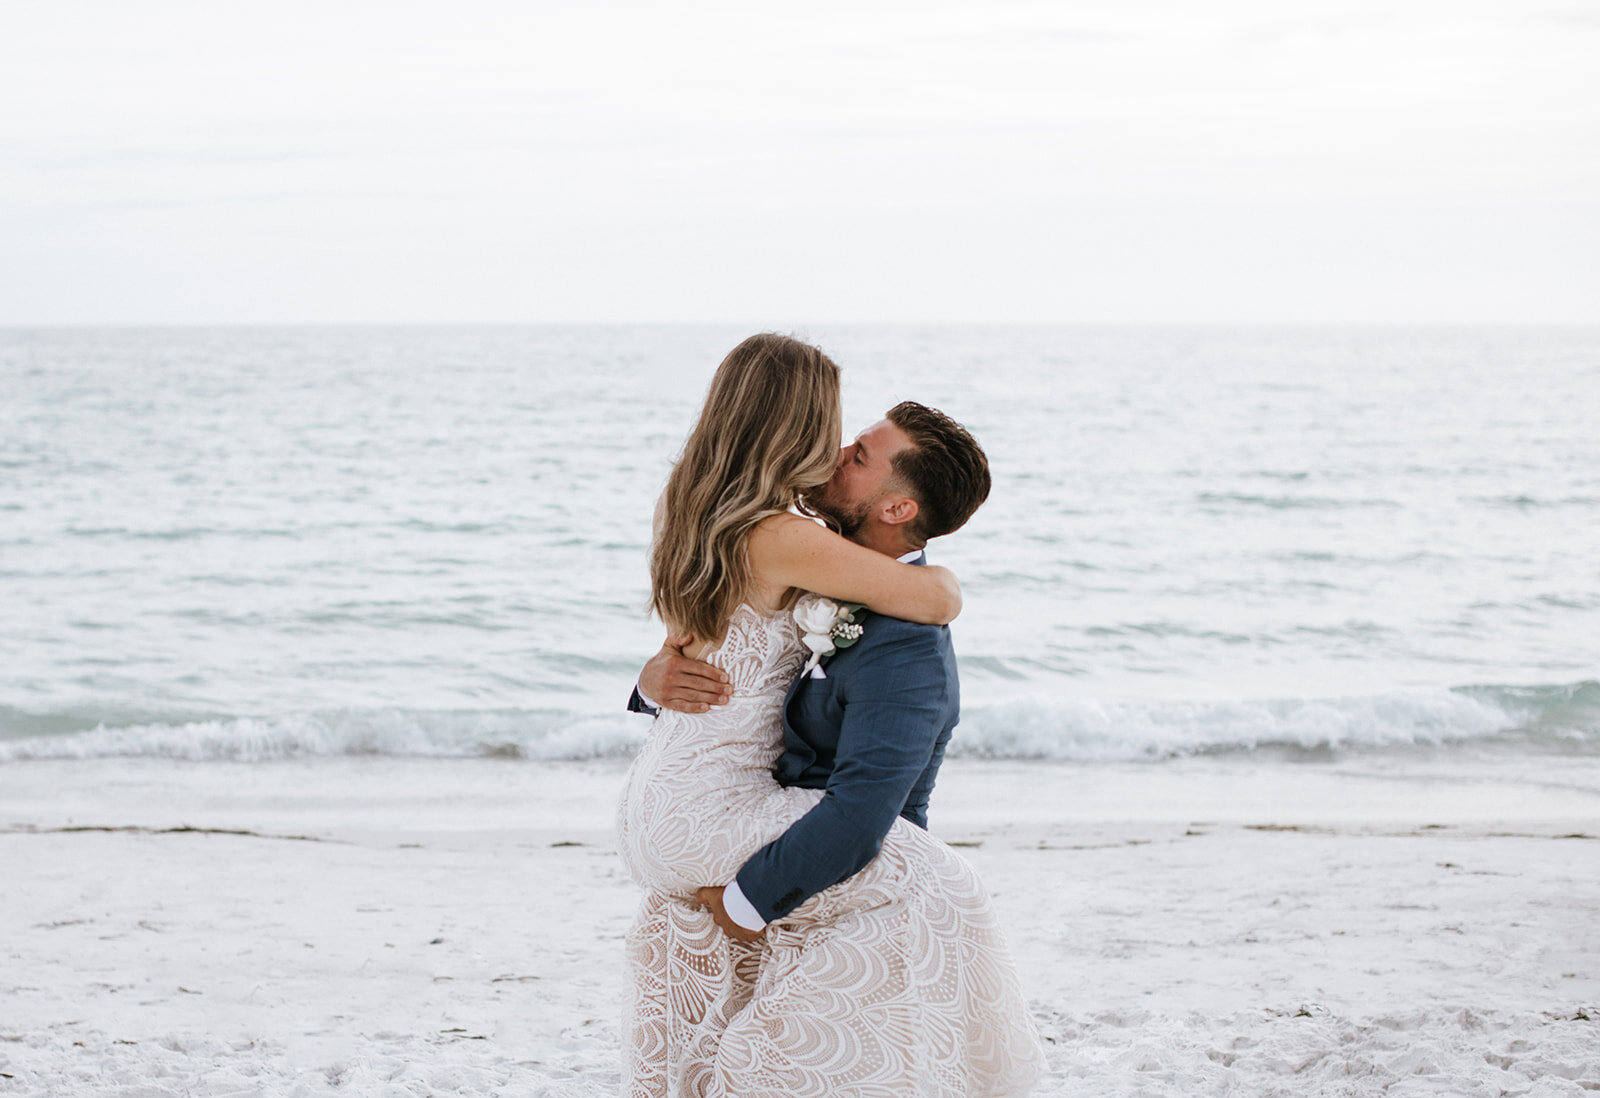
xmin=3 ymin=753 xmax=1597 ymax=1096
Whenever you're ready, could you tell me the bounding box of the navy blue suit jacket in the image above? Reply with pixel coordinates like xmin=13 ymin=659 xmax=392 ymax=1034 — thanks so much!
xmin=735 ymin=601 xmax=960 ymax=922
xmin=629 ymin=555 xmax=961 ymax=924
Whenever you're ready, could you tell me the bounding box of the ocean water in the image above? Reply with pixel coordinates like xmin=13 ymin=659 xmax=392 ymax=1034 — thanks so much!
xmin=1 ymin=325 xmax=1596 ymax=764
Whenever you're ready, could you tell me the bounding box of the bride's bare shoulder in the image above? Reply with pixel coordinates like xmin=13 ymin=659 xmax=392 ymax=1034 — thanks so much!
xmin=749 ymin=511 xmax=825 ymax=548
xmin=746 ymin=513 xmax=825 ymax=609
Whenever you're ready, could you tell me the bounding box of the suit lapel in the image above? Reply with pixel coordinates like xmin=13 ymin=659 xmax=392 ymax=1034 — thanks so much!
xmin=782 ymin=664 xmax=810 ymax=709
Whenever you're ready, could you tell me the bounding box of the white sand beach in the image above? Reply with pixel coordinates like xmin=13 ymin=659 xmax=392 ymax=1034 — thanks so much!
xmin=3 ymin=753 xmax=1597 ymax=1096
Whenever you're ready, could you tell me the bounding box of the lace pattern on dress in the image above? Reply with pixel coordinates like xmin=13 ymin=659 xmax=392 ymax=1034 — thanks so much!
xmin=615 ymin=602 xmax=1046 ymax=1097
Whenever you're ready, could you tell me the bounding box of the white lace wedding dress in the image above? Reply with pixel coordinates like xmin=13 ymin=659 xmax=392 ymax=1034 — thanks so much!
xmin=616 ymin=603 xmax=1046 ymax=1097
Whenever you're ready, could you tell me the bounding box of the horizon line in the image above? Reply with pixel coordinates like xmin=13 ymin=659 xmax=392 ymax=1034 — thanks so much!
xmin=3 ymin=319 xmax=1598 ymax=330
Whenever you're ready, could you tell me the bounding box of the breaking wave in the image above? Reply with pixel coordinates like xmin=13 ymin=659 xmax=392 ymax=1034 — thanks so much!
xmin=2 ymin=682 xmax=1594 ymax=764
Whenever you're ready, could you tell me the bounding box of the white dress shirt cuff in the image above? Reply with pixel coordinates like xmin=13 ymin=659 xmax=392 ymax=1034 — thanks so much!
xmin=722 ymin=879 xmax=768 ymax=932
xmin=635 ymin=681 xmax=661 ymax=712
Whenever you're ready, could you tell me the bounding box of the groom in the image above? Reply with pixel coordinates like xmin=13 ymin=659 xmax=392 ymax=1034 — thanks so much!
xmin=629 ymin=400 xmax=991 ymax=940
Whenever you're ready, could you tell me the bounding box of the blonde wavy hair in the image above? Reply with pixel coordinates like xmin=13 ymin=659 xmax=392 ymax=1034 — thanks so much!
xmin=650 ymin=333 xmax=842 ymax=640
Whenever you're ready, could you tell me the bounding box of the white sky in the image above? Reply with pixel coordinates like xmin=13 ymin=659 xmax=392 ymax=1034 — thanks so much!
xmin=2 ymin=0 xmax=1596 ymax=324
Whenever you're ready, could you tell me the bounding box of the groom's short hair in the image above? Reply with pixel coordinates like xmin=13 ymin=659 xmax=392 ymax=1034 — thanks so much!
xmin=886 ymin=401 xmax=991 ymax=545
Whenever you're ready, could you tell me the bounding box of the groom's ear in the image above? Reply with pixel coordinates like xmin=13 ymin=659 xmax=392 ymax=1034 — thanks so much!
xmin=878 ymin=495 xmax=919 ymax=528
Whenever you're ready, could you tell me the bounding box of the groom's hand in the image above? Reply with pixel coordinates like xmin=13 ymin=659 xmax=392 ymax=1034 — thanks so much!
xmin=695 ymin=886 xmax=764 ymax=943
xmin=641 ymin=634 xmax=731 ymax=714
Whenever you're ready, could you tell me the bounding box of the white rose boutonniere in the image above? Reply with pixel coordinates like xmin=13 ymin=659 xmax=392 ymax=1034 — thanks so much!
xmin=792 ymin=594 xmax=866 ymax=675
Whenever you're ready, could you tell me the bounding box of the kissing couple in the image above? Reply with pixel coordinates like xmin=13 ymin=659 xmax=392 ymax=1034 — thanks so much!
xmin=616 ymin=334 xmax=1046 ymax=1096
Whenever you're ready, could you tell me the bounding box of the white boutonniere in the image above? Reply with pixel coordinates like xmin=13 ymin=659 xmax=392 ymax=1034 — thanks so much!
xmin=792 ymin=594 xmax=866 ymax=675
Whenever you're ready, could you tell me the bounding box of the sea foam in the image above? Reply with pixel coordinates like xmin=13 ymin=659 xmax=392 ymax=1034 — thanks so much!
xmin=2 ymin=682 xmax=1591 ymax=764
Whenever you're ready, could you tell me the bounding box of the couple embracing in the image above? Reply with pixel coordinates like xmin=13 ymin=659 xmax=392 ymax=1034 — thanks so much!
xmin=616 ymin=334 xmax=1046 ymax=1096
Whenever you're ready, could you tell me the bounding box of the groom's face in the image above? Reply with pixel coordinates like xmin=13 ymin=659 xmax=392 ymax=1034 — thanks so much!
xmin=803 ymin=419 xmax=913 ymax=541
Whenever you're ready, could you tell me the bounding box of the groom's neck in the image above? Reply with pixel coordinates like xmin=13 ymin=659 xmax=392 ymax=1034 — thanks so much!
xmin=853 ymin=522 xmax=921 ymax=560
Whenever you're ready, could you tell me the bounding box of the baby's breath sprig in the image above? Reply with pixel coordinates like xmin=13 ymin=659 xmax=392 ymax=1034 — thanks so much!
xmin=831 ymin=620 xmax=865 ymax=649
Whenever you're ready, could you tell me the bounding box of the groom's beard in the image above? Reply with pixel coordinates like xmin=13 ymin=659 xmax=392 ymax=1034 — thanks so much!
xmin=802 ymin=486 xmax=873 ymax=541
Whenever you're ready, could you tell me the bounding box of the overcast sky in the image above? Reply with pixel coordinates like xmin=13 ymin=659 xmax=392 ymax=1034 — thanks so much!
xmin=2 ymin=0 xmax=1596 ymax=324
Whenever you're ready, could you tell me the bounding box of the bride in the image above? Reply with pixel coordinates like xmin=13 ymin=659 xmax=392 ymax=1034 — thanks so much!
xmin=616 ymin=333 xmax=1044 ymax=1097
